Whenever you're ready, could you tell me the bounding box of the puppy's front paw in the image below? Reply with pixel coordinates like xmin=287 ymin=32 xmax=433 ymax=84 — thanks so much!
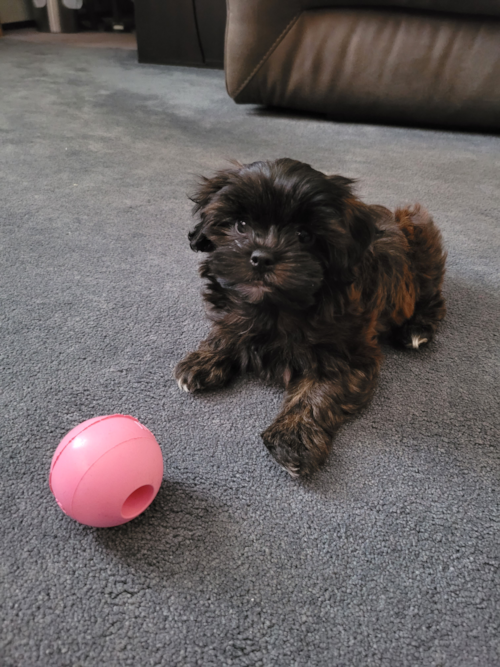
xmin=174 ymin=350 xmax=233 ymax=393
xmin=262 ymin=417 xmax=331 ymax=478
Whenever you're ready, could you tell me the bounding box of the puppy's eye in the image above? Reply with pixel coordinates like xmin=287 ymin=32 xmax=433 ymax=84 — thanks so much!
xmin=236 ymin=220 xmax=247 ymax=234
xmin=297 ymin=229 xmax=314 ymax=244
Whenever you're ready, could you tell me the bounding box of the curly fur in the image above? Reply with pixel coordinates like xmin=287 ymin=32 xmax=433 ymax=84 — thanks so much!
xmin=175 ymin=159 xmax=446 ymax=477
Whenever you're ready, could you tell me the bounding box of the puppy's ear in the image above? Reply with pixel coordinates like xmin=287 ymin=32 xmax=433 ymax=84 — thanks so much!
xmin=188 ymin=222 xmax=215 ymax=252
xmin=326 ymin=174 xmax=356 ymax=194
xmin=337 ymin=200 xmax=377 ymax=282
xmin=188 ymin=168 xmax=238 ymax=252
xmin=325 ymin=175 xmax=376 ymax=282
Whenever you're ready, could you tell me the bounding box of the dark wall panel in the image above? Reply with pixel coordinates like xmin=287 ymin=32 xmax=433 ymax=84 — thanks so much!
xmin=195 ymin=0 xmax=227 ymax=67
xmin=135 ymin=0 xmax=204 ymax=67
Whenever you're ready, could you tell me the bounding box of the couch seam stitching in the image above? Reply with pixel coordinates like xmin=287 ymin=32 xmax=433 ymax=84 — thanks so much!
xmin=233 ymin=11 xmax=303 ymax=100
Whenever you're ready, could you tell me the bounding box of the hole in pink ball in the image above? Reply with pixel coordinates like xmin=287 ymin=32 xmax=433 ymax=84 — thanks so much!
xmin=121 ymin=485 xmax=155 ymax=519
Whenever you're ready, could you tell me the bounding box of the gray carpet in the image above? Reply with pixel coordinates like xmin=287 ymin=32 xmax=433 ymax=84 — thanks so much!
xmin=1 ymin=40 xmax=499 ymax=667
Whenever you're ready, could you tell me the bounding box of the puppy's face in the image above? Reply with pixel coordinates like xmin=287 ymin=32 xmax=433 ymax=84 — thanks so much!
xmin=189 ymin=159 xmax=375 ymax=309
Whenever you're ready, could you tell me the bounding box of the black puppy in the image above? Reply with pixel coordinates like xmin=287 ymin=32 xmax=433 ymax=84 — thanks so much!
xmin=175 ymin=159 xmax=446 ymax=477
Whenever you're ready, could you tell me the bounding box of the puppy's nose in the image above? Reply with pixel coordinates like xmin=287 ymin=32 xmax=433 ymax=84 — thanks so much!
xmin=250 ymin=249 xmax=275 ymax=269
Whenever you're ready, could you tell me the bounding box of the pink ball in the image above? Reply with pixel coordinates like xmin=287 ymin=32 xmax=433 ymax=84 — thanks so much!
xmin=49 ymin=415 xmax=163 ymax=527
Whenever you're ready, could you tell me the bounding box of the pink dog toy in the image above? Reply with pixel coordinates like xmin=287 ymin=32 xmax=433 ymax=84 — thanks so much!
xmin=49 ymin=415 xmax=163 ymax=527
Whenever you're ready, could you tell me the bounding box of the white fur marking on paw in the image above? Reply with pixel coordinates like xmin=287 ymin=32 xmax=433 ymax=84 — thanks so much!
xmin=410 ymin=334 xmax=428 ymax=349
xmin=177 ymin=379 xmax=190 ymax=392
xmin=281 ymin=464 xmax=300 ymax=478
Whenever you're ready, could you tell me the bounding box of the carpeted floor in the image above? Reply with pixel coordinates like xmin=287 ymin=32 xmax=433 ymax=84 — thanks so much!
xmin=1 ymin=39 xmax=499 ymax=667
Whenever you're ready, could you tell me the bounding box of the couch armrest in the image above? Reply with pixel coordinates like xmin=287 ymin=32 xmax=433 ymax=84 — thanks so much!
xmin=225 ymin=0 xmax=302 ymax=100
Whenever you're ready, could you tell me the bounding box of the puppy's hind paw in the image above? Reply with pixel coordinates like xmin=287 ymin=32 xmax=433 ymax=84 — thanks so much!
xmin=409 ymin=333 xmax=429 ymax=350
xmin=392 ymin=323 xmax=434 ymax=351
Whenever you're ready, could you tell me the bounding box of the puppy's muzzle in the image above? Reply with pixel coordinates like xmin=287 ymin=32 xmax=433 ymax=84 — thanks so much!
xmin=250 ymin=249 xmax=275 ymax=270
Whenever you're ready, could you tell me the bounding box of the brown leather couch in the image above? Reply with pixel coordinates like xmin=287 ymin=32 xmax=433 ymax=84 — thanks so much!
xmin=225 ymin=0 xmax=500 ymax=129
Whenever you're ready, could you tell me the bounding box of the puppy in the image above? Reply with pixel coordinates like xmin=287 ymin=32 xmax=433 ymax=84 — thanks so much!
xmin=175 ymin=159 xmax=446 ymax=477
